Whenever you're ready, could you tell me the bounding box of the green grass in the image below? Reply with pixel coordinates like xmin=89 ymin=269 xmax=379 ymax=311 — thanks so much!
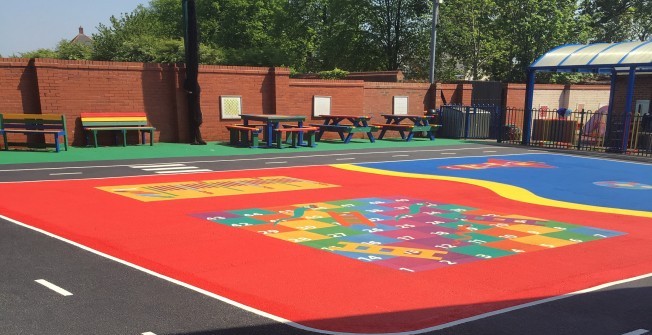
xmin=0 ymin=138 xmax=467 ymax=165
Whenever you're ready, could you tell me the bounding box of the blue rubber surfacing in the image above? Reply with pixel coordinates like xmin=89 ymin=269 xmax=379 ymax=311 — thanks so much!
xmin=358 ymin=153 xmax=652 ymax=212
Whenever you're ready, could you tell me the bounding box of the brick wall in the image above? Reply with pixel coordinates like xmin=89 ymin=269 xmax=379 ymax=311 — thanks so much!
xmin=0 ymin=58 xmax=628 ymax=146
xmin=613 ymin=74 xmax=652 ymax=115
xmin=505 ymin=83 xmax=610 ymax=110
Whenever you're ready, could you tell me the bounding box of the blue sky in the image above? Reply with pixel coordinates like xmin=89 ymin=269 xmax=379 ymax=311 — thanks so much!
xmin=0 ymin=0 xmax=150 ymax=56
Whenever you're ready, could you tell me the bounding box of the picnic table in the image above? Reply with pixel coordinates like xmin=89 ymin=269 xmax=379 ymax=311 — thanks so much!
xmin=375 ymin=114 xmax=439 ymax=141
xmin=240 ymin=114 xmax=308 ymax=147
xmin=311 ymin=115 xmax=377 ymax=143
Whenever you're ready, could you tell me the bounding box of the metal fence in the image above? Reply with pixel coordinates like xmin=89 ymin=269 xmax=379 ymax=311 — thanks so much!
xmin=499 ymin=107 xmax=652 ymax=158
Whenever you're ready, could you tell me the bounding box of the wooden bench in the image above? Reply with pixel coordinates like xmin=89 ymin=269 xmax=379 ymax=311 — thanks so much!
xmin=0 ymin=113 xmax=68 ymax=152
xmin=81 ymin=112 xmax=155 ymax=147
xmin=226 ymin=125 xmax=261 ymax=148
xmin=309 ymin=124 xmax=378 ymax=143
xmin=373 ymin=123 xmax=437 ymax=141
xmin=275 ymin=126 xmax=318 ymax=148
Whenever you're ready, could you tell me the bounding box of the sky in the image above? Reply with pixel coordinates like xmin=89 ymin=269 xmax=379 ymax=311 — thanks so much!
xmin=0 ymin=0 xmax=150 ymax=57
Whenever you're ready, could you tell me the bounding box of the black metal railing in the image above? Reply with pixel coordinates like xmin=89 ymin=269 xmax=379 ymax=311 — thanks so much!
xmin=499 ymin=107 xmax=651 ymax=157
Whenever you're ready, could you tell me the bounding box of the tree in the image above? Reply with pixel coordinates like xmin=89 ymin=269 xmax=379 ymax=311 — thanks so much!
xmin=489 ymin=0 xmax=588 ymax=82
xmin=439 ymin=0 xmax=499 ymax=80
xmin=581 ymin=0 xmax=652 ymax=42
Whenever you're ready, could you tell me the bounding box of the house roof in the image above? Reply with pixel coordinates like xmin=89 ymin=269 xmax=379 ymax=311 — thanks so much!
xmin=71 ymin=26 xmax=93 ymax=45
xmin=530 ymin=40 xmax=652 ymax=73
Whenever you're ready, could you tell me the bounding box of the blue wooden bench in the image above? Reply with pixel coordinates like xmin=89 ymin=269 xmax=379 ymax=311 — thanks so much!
xmin=0 ymin=113 xmax=68 ymax=152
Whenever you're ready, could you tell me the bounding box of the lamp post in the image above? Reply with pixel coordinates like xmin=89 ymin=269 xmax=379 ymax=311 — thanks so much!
xmin=428 ymin=0 xmax=443 ymax=85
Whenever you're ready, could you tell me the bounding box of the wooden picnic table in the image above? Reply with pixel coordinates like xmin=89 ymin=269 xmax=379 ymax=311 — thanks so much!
xmin=312 ymin=115 xmax=377 ymax=143
xmin=375 ymin=114 xmax=439 ymax=141
xmin=240 ymin=114 xmax=307 ymax=147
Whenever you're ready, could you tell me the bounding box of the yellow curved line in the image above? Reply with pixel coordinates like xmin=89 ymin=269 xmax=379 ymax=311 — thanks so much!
xmin=332 ymin=164 xmax=652 ymax=219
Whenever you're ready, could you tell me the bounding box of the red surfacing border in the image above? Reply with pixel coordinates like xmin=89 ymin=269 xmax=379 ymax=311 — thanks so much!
xmin=1 ymin=166 xmax=651 ymax=334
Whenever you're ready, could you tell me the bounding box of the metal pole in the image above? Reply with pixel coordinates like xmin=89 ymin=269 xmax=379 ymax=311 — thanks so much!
xmin=428 ymin=0 xmax=442 ymax=84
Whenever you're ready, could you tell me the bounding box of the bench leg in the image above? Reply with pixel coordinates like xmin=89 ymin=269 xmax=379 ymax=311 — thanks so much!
xmin=229 ymin=129 xmax=239 ymax=145
xmin=2 ymin=131 xmax=7 ymax=150
xmin=149 ymin=130 xmax=154 ymax=146
xmin=121 ymin=130 xmax=127 ymax=147
xmin=343 ymin=132 xmax=354 ymax=143
xmin=92 ymin=130 xmax=99 ymax=148
xmin=63 ymin=133 xmax=68 ymax=151
xmin=367 ymin=132 xmax=376 ymax=143
xmin=406 ymin=132 xmax=415 ymax=141
xmin=250 ymin=132 xmax=259 ymax=148
xmin=275 ymin=132 xmax=283 ymax=148
xmin=378 ymin=129 xmax=387 ymax=140
xmin=307 ymin=131 xmax=316 ymax=147
xmin=290 ymin=132 xmax=298 ymax=148
xmin=54 ymin=134 xmax=60 ymax=153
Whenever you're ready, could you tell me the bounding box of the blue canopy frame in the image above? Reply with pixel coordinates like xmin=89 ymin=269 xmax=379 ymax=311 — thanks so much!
xmin=523 ymin=41 xmax=652 ymax=150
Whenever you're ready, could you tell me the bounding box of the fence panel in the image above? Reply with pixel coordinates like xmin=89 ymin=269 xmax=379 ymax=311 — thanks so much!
xmin=497 ymin=107 xmax=651 ymax=158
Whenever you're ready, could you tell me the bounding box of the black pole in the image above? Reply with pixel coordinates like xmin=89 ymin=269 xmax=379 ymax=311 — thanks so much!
xmin=182 ymin=0 xmax=205 ymax=144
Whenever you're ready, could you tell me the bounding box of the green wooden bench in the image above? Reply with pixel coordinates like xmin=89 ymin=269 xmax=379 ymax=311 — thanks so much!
xmin=275 ymin=126 xmax=318 ymax=148
xmin=310 ymin=124 xmax=379 ymax=143
xmin=81 ymin=112 xmax=155 ymax=147
xmin=0 ymin=113 xmax=68 ymax=152
xmin=374 ymin=123 xmax=439 ymax=141
xmin=226 ymin=125 xmax=261 ymax=148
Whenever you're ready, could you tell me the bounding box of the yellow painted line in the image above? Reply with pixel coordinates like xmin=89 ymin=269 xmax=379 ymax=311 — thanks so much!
xmin=332 ymin=164 xmax=652 ymax=219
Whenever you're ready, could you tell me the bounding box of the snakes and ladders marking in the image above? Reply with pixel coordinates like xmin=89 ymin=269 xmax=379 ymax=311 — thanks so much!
xmin=97 ymin=176 xmax=339 ymax=202
xmin=191 ymin=197 xmax=625 ymax=273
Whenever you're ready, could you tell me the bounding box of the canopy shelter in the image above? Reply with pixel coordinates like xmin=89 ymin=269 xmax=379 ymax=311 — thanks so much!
xmin=523 ymin=41 xmax=652 ymax=151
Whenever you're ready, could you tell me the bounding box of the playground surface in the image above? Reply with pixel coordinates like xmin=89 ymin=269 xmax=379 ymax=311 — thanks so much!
xmin=0 ymin=141 xmax=651 ymax=334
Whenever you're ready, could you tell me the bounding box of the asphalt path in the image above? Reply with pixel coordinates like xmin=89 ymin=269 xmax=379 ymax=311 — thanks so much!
xmin=1 ymin=142 xmax=651 ymax=335
xmin=0 ymin=144 xmax=528 ymax=182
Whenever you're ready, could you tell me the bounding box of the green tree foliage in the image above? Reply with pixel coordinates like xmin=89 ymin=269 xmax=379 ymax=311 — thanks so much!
xmin=580 ymin=0 xmax=652 ymax=42
xmin=15 ymin=0 xmax=644 ymax=83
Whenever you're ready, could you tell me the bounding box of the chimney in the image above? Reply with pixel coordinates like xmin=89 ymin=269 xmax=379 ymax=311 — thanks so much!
xmin=79 ymin=26 xmax=84 ymax=35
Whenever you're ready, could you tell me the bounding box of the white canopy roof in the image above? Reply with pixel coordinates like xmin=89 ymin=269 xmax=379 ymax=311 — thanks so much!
xmin=530 ymin=41 xmax=652 ymax=71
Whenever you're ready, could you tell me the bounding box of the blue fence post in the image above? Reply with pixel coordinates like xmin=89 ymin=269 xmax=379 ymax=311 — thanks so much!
xmin=621 ymin=67 xmax=637 ymax=153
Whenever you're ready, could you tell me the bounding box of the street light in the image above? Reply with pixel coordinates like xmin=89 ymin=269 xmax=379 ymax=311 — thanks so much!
xmin=428 ymin=0 xmax=443 ymax=84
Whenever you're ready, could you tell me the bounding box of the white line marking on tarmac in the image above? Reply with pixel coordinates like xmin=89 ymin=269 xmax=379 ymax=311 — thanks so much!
xmin=336 ymin=158 xmax=356 ymax=161
xmin=154 ymin=169 xmax=212 ymax=174
xmin=622 ymin=330 xmax=649 ymax=335
xmin=34 ymin=279 xmax=73 ymax=296
xmin=141 ymin=166 xmax=200 ymax=171
xmin=49 ymin=172 xmax=82 ymax=176
xmin=0 ymin=146 xmax=512 ymax=174
xmin=440 ymin=152 xmax=457 ymax=155
xmin=483 ymin=150 xmax=497 ymax=153
xmin=265 ymin=161 xmax=287 ymax=165
xmin=130 ymin=164 xmax=186 ymax=169
xmin=5 ymin=215 xmax=652 ymax=335
xmin=141 ymin=332 xmax=157 ymax=335
xmin=392 ymin=154 xmax=410 ymax=157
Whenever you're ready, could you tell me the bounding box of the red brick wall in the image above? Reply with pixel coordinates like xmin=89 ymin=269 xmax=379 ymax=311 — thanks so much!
xmin=1 ymin=58 xmax=630 ymax=146
xmin=364 ymin=82 xmax=432 ymax=118
xmin=0 ymin=58 xmax=41 ymax=114
xmin=33 ymin=59 xmax=179 ymax=146
xmin=613 ymin=74 xmax=652 ymax=115
xmin=197 ymin=65 xmax=277 ymax=141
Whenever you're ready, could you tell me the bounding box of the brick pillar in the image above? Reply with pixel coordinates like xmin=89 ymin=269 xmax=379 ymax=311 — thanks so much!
xmin=273 ymin=67 xmax=291 ymax=115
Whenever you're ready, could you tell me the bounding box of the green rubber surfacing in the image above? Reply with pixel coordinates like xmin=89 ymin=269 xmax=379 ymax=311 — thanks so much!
xmin=0 ymin=138 xmax=466 ymax=165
